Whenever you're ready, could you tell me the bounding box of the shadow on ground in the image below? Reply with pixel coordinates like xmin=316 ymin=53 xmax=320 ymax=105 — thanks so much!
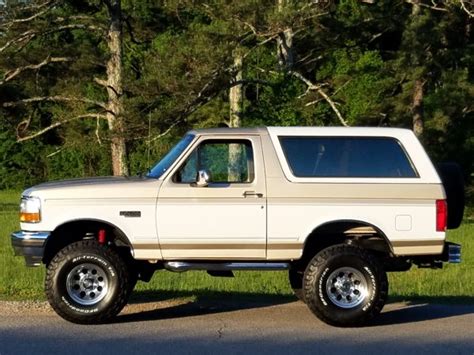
xmin=372 ymin=296 xmax=474 ymax=327
xmin=117 ymin=290 xmax=294 ymax=323
xmin=117 ymin=290 xmax=474 ymax=325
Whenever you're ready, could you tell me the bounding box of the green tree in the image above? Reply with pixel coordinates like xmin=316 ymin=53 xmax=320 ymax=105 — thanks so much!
xmin=0 ymin=0 xmax=133 ymax=176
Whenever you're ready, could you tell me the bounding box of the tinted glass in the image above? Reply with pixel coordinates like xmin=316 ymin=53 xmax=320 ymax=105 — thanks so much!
xmin=175 ymin=140 xmax=254 ymax=183
xmin=279 ymin=136 xmax=417 ymax=178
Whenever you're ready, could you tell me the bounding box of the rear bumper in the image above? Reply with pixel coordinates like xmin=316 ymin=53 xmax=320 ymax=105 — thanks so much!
xmin=442 ymin=242 xmax=461 ymax=263
xmin=413 ymin=242 xmax=462 ymax=269
xmin=11 ymin=231 xmax=50 ymax=267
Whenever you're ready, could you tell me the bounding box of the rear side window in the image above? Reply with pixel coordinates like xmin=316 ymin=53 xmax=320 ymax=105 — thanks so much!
xmin=279 ymin=136 xmax=417 ymax=178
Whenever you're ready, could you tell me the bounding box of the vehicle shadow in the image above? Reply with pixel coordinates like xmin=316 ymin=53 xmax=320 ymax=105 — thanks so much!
xmin=115 ymin=290 xmax=295 ymax=324
xmin=117 ymin=291 xmax=474 ymax=325
xmin=371 ymin=296 xmax=474 ymax=327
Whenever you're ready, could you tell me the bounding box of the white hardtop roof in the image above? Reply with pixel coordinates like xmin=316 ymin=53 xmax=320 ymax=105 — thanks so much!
xmin=191 ymin=126 xmax=438 ymax=183
xmin=267 ymin=126 xmax=416 ymax=139
xmin=192 ymin=126 xmax=416 ymax=139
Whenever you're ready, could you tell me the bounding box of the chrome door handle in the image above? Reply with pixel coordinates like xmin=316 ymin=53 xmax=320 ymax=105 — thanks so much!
xmin=243 ymin=191 xmax=263 ymax=198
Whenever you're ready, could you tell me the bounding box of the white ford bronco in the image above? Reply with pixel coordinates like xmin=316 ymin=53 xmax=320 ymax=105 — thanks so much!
xmin=11 ymin=127 xmax=464 ymax=326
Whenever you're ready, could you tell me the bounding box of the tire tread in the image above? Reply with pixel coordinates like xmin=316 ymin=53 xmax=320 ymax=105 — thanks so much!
xmin=303 ymin=244 xmax=388 ymax=327
xmin=45 ymin=240 xmax=132 ymax=324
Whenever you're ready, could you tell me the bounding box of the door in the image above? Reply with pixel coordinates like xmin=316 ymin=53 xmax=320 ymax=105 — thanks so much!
xmin=156 ymin=135 xmax=267 ymax=259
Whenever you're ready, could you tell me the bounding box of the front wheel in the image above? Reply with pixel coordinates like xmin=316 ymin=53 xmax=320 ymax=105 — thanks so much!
xmin=45 ymin=240 xmax=133 ymax=324
xmin=303 ymin=244 xmax=388 ymax=327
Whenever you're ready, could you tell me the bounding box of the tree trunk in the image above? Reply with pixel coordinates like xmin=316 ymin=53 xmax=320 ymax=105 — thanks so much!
xmin=411 ymin=0 xmax=421 ymax=15
xmin=412 ymin=79 xmax=424 ymax=137
xmin=410 ymin=0 xmax=423 ymax=138
xmin=277 ymin=0 xmax=294 ymax=69
xmin=277 ymin=28 xmax=294 ymax=69
xmin=106 ymin=0 xmax=128 ymax=176
xmin=229 ymin=51 xmax=243 ymax=128
xmin=228 ymin=51 xmax=243 ymax=181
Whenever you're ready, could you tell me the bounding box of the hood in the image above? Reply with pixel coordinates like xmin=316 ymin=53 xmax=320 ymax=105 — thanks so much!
xmin=23 ymin=176 xmax=162 ymax=200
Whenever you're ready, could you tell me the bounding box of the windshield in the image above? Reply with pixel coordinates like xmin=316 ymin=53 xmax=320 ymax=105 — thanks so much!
xmin=146 ymin=134 xmax=195 ymax=178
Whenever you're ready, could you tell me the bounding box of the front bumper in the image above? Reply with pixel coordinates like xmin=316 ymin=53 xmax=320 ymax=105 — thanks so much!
xmin=11 ymin=231 xmax=50 ymax=267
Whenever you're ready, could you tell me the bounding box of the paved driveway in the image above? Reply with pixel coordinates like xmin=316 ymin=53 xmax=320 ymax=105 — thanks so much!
xmin=0 ymin=299 xmax=473 ymax=354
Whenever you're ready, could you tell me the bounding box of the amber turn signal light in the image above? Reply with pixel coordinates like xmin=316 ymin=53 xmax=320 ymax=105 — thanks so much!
xmin=20 ymin=212 xmax=41 ymax=223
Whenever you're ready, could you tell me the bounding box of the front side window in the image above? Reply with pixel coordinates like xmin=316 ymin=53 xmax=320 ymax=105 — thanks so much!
xmin=279 ymin=136 xmax=417 ymax=178
xmin=175 ymin=140 xmax=254 ymax=184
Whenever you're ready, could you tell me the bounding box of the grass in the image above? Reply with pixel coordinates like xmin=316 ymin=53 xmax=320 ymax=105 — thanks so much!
xmin=1 ymin=190 xmax=472 ymax=303
xmin=0 ymin=191 xmax=46 ymax=299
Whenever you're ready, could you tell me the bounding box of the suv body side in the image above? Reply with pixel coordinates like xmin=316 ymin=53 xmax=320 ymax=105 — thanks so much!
xmin=153 ymin=126 xmax=445 ymax=260
xmin=18 ymin=126 xmax=446 ymax=262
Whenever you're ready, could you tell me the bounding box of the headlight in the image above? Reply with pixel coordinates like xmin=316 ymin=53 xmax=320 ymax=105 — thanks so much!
xmin=20 ymin=196 xmax=41 ymax=223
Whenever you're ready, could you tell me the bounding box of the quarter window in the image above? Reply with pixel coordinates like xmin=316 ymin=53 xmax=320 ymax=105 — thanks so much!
xmin=279 ymin=136 xmax=417 ymax=178
xmin=175 ymin=140 xmax=254 ymax=184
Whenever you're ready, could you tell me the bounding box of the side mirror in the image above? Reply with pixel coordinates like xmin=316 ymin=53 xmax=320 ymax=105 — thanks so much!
xmin=194 ymin=169 xmax=210 ymax=187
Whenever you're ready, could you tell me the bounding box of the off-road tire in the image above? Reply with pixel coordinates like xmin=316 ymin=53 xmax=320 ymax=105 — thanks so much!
xmin=437 ymin=162 xmax=465 ymax=229
xmin=289 ymin=269 xmax=305 ymax=302
xmin=303 ymin=244 xmax=388 ymax=327
xmin=45 ymin=240 xmax=132 ymax=324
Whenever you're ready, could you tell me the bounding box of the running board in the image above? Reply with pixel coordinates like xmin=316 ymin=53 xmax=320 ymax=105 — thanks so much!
xmin=164 ymin=261 xmax=290 ymax=272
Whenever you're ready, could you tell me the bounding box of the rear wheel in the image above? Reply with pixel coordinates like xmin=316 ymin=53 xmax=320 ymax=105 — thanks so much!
xmin=303 ymin=244 xmax=388 ymax=327
xmin=45 ymin=240 xmax=133 ymax=324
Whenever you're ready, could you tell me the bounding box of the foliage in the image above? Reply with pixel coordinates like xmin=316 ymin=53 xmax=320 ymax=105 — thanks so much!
xmin=0 ymin=0 xmax=472 ymax=195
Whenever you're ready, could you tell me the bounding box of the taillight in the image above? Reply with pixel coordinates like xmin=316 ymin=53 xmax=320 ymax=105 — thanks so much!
xmin=436 ymin=199 xmax=447 ymax=232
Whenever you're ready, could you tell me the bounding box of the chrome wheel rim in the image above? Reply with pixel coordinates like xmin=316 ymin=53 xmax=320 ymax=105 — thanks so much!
xmin=66 ymin=263 xmax=108 ymax=306
xmin=325 ymin=267 xmax=368 ymax=309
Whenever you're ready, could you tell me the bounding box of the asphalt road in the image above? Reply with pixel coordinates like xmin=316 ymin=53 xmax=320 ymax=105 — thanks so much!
xmin=0 ymin=299 xmax=473 ymax=355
